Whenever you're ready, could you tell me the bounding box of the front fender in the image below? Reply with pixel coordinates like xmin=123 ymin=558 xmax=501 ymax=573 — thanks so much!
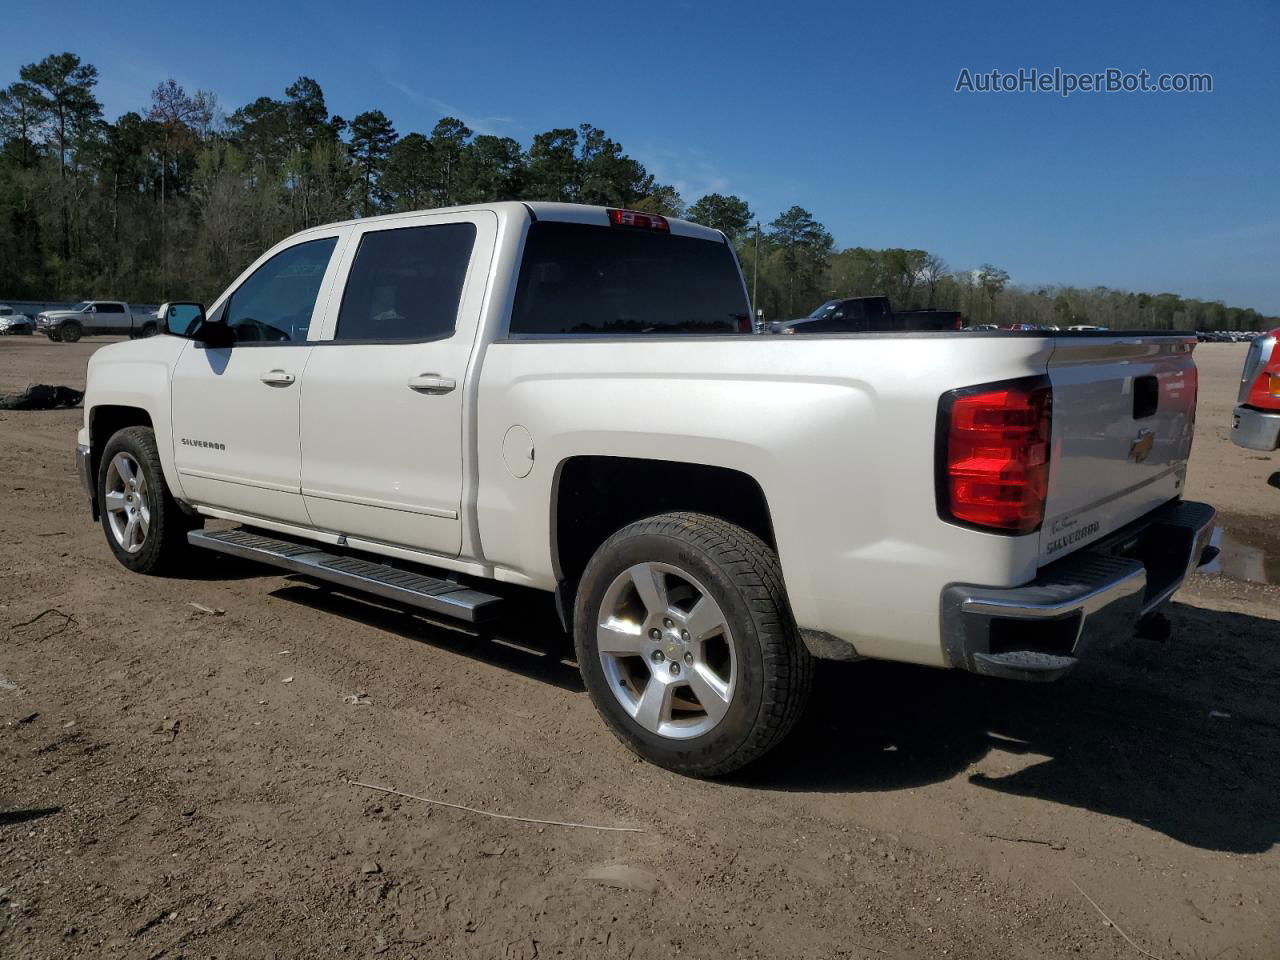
xmin=85 ymin=337 xmax=190 ymax=501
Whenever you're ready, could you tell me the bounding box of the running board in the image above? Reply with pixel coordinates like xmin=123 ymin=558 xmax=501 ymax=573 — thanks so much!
xmin=187 ymin=528 xmax=503 ymax=623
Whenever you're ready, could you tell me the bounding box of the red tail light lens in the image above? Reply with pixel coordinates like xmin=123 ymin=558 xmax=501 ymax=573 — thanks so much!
xmin=1245 ymin=353 xmax=1280 ymax=407
xmin=606 ymin=208 xmax=669 ymax=231
xmin=937 ymin=377 xmax=1052 ymax=533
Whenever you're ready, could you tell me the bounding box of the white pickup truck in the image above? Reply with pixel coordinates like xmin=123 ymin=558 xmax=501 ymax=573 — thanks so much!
xmin=37 ymin=300 xmax=157 ymax=342
xmin=75 ymin=202 xmax=1216 ymax=776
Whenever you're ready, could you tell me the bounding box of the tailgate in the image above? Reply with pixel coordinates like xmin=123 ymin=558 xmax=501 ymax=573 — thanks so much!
xmin=1039 ymin=335 xmax=1197 ymax=564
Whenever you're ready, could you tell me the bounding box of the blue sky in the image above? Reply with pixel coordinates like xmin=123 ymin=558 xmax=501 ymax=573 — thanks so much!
xmin=12 ymin=0 xmax=1280 ymax=312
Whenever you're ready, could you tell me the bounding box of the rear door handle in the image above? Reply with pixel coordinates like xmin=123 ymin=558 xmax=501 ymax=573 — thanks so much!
xmin=260 ymin=369 xmax=296 ymax=386
xmin=407 ymin=374 xmax=456 ymax=395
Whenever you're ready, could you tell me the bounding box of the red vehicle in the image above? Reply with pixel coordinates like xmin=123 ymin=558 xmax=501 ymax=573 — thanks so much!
xmin=1232 ymin=327 xmax=1280 ymax=451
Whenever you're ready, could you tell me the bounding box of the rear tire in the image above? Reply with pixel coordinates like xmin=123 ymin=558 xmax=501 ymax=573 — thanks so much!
xmin=574 ymin=512 xmax=813 ymax=777
xmin=97 ymin=426 xmax=194 ymax=574
xmin=135 ymin=323 xmax=157 ymax=338
xmin=60 ymin=322 xmax=81 ymax=343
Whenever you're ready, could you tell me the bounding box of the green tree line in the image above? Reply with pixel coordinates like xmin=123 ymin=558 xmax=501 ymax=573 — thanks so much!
xmin=1 ymin=52 xmax=1274 ymax=331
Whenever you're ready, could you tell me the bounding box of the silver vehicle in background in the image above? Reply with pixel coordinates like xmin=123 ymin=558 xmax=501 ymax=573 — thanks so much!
xmin=0 ymin=305 xmax=34 ymax=335
xmin=35 ymin=300 xmax=159 ymax=342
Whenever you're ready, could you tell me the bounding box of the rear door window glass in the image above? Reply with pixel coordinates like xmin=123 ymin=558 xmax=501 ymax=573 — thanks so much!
xmin=335 ymin=223 xmax=477 ymax=342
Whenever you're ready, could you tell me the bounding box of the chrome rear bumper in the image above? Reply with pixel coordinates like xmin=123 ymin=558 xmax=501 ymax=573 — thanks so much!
xmin=942 ymin=500 xmax=1216 ymax=681
xmin=1232 ymin=404 xmax=1280 ymax=452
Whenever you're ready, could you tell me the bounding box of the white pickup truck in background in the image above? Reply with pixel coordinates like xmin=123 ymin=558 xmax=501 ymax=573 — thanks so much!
xmin=36 ymin=300 xmax=158 ymax=342
xmin=74 ymin=202 xmax=1216 ymax=776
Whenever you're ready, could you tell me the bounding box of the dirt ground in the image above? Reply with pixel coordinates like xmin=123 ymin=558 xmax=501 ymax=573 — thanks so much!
xmin=1 ymin=335 xmax=1277 ymax=960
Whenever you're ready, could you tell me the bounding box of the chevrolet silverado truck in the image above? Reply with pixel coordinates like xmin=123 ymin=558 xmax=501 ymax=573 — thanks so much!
xmin=37 ymin=300 xmax=157 ymax=342
xmin=1231 ymin=327 xmax=1280 ymax=451
xmin=75 ymin=202 xmax=1215 ymax=776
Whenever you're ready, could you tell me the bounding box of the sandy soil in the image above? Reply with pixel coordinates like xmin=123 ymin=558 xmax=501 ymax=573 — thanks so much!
xmin=1 ymin=335 xmax=1277 ymax=959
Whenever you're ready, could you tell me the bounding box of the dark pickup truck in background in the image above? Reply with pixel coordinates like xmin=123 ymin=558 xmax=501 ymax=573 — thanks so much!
xmin=767 ymin=296 xmax=964 ymax=334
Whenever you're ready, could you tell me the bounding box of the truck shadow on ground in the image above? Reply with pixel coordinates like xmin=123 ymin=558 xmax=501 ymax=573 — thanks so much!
xmin=269 ymin=581 xmax=585 ymax=693
xmin=738 ymin=600 xmax=1280 ymax=855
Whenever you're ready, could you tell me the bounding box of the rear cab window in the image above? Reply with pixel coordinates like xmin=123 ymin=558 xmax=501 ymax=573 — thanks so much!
xmin=509 ymin=221 xmax=749 ymax=336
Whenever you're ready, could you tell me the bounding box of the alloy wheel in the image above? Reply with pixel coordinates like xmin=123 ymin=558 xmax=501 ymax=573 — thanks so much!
xmin=103 ymin=452 xmax=150 ymax=554
xmin=596 ymin=562 xmax=737 ymax=740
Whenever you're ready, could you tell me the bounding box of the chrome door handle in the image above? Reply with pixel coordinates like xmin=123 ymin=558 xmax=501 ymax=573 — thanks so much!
xmin=407 ymin=374 xmax=456 ymax=394
xmin=260 ymin=369 xmax=296 ymax=386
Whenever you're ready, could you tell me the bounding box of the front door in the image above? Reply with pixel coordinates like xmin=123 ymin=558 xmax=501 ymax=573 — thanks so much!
xmin=299 ymin=211 xmax=495 ymax=557
xmin=171 ymin=232 xmax=345 ymax=526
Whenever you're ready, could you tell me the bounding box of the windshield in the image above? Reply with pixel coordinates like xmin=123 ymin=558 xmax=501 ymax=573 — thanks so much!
xmin=510 ymin=221 xmax=749 ymax=335
xmin=71 ymin=302 xmax=91 ymax=311
xmin=807 ymin=300 xmax=841 ymax=319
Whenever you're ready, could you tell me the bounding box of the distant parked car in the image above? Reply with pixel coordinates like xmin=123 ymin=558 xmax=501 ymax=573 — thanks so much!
xmin=1067 ymin=324 xmax=1108 ymax=332
xmin=1231 ymin=328 xmax=1280 ymax=452
xmin=35 ymin=301 xmax=159 ymax=342
xmin=0 ymin=305 xmax=34 ymax=335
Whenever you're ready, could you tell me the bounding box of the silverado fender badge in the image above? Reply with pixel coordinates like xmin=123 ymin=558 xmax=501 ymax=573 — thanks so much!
xmin=1129 ymin=429 xmax=1155 ymax=463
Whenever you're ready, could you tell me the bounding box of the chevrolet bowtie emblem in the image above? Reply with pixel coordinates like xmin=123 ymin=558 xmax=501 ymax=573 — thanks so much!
xmin=1129 ymin=429 xmax=1155 ymax=463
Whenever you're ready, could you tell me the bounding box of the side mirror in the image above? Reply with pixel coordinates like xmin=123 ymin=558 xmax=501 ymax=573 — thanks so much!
xmin=161 ymin=301 xmax=233 ymax=347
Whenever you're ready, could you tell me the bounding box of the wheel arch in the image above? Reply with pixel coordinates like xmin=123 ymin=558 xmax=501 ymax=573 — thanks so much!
xmin=549 ymin=455 xmax=777 ymax=627
xmin=88 ymin=405 xmax=154 ymax=508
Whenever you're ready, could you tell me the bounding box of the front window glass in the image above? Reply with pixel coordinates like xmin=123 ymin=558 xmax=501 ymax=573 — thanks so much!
xmin=224 ymin=237 xmax=338 ymax=343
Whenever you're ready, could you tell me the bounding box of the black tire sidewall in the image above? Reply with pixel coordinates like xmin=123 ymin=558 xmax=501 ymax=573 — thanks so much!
xmin=575 ymin=528 xmax=770 ymax=773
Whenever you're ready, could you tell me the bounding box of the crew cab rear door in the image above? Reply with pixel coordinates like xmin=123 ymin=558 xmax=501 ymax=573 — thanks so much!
xmin=1039 ymin=335 xmax=1197 ymax=563
xmin=298 ymin=210 xmax=497 ymax=558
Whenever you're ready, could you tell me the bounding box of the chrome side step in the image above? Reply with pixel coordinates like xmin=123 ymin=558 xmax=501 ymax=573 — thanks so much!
xmin=188 ymin=528 xmax=503 ymax=623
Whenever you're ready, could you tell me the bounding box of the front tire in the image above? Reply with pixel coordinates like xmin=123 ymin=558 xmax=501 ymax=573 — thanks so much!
xmin=59 ymin=322 xmax=81 ymax=343
xmin=97 ymin=426 xmax=193 ymax=574
xmin=574 ymin=512 xmax=813 ymax=777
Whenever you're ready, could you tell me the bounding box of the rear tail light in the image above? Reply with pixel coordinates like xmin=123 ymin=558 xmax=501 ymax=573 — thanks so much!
xmin=1246 ymin=367 xmax=1280 ymax=405
xmin=606 ymin=208 xmax=669 ymax=231
xmin=936 ymin=376 xmax=1052 ymax=534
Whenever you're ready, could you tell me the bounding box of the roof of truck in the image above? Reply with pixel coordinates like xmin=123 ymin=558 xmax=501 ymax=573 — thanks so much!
xmin=291 ymin=200 xmax=724 ymax=243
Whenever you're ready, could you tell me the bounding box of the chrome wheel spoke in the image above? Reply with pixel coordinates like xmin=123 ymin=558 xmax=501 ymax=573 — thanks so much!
xmin=683 ymin=596 xmax=725 ymax=642
xmin=627 ymin=563 xmax=670 ymax=621
xmin=633 ymin=676 xmax=675 ymax=732
xmin=104 ymin=490 xmax=127 ymax=513
xmin=687 ymin=665 xmax=731 ymax=723
xmin=114 ymin=456 xmax=135 ymax=486
xmin=597 ymin=620 xmax=646 ymax=656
